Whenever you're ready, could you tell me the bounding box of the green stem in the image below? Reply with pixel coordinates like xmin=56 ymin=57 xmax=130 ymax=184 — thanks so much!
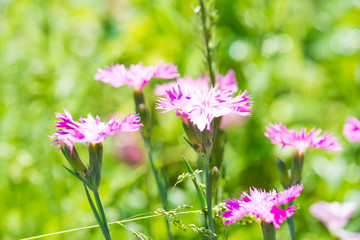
xmin=261 ymin=222 xmax=276 ymax=240
xmin=287 ymin=201 xmax=295 ymax=240
xmin=205 ymin=160 xmax=216 ymax=240
xmin=198 ymin=0 xmax=216 ymax=85
xmin=225 ymin=226 xmax=229 ymax=240
xmin=93 ymin=190 xmax=111 ymax=239
xmin=182 ymin=156 xmax=206 ymax=209
xmin=144 ymin=139 xmax=173 ymax=240
xmin=290 ymin=153 xmax=304 ymax=185
xmin=84 ymin=185 xmax=111 ymax=240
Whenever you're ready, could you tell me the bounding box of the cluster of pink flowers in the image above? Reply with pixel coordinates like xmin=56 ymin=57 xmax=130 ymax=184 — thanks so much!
xmin=51 ymin=109 xmax=143 ymax=149
xmin=310 ymin=201 xmax=360 ymax=240
xmin=95 ymin=62 xmax=179 ymax=91
xmin=157 ymin=85 xmax=252 ymax=132
xmin=223 ymin=185 xmax=303 ymax=228
xmin=265 ymin=123 xmax=342 ymax=155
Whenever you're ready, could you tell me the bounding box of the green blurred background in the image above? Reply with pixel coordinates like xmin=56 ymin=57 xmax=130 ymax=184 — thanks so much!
xmin=1 ymin=0 xmax=360 ymax=239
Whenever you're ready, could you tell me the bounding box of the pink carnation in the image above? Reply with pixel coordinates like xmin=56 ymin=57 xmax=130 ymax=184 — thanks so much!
xmin=156 ymin=85 xmax=252 ymax=132
xmin=310 ymin=201 xmax=360 ymax=239
xmin=343 ymin=117 xmax=360 ymax=142
xmin=95 ymin=62 xmax=179 ymax=91
xmin=265 ymin=123 xmax=342 ymax=155
xmin=51 ymin=109 xmax=143 ymax=149
xmin=154 ymin=69 xmax=238 ymax=96
xmin=223 ymin=185 xmax=303 ymax=228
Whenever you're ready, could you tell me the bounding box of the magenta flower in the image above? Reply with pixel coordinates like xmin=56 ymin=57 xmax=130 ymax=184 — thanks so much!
xmin=310 ymin=201 xmax=360 ymax=239
xmin=343 ymin=117 xmax=360 ymax=142
xmin=223 ymin=185 xmax=303 ymax=228
xmin=51 ymin=109 xmax=143 ymax=149
xmin=154 ymin=69 xmax=238 ymax=96
xmin=265 ymin=123 xmax=342 ymax=155
xmin=157 ymin=85 xmax=252 ymax=132
xmin=95 ymin=62 xmax=179 ymax=91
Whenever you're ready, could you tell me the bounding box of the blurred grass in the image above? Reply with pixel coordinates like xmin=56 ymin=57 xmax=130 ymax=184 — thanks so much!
xmin=1 ymin=0 xmax=360 ymax=239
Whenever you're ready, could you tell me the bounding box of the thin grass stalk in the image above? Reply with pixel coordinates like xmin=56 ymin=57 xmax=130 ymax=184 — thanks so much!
xmin=22 ymin=210 xmax=203 ymax=240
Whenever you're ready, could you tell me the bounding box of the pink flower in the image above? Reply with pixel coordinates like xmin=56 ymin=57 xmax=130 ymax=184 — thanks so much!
xmin=343 ymin=117 xmax=360 ymax=142
xmin=265 ymin=123 xmax=342 ymax=155
xmin=156 ymin=85 xmax=252 ymax=132
xmin=310 ymin=201 xmax=360 ymax=239
xmin=220 ymin=114 xmax=246 ymax=130
xmin=216 ymin=69 xmax=238 ymax=93
xmin=154 ymin=69 xmax=238 ymax=96
xmin=223 ymin=185 xmax=303 ymax=228
xmin=310 ymin=201 xmax=357 ymax=232
xmin=95 ymin=62 xmax=179 ymax=91
xmin=154 ymin=76 xmax=209 ymax=96
xmin=115 ymin=132 xmax=145 ymax=166
xmin=51 ymin=109 xmax=143 ymax=149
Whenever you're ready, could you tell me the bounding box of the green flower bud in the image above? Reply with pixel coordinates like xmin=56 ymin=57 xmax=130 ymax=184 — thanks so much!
xmin=60 ymin=142 xmax=90 ymax=182
xmin=89 ymin=143 xmax=103 ymax=190
xmin=134 ymin=90 xmax=151 ymax=140
xmin=210 ymin=166 xmax=219 ymax=198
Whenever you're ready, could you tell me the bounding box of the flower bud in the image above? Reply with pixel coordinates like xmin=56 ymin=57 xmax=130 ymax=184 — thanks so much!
xmin=89 ymin=143 xmax=103 ymax=189
xmin=210 ymin=167 xmax=219 ymax=198
xmin=134 ymin=90 xmax=152 ymax=140
xmin=59 ymin=137 xmax=90 ymax=182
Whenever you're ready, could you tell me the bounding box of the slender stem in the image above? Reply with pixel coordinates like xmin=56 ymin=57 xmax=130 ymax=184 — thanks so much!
xmin=287 ymin=201 xmax=295 ymax=240
xmin=93 ymin=190 xmax=111 ymax=239
xmin=261 ymin=222 xmax=276 ymax=240
xmin=182 ymin=156 xmax=206 ymax=209
xmin=84 ymin=185 xmax=111 ymax=240
xmin=144 ymin=138 xmax=173 ymax=240
xmin=205 ymin=160 xmax=216 ymax=240
xmin=198 ymin=0 xmax=216 ymax=85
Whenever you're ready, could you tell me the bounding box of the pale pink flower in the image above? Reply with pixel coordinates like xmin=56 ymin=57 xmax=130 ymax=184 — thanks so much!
xmin=51 ymin=109 xmax=143 ymax=149
xmin=154 ymin=76 xmax=208 ymax=96
xmin=265 ymin=123 xmax=342 ymax=155
xmin=216 ymin=69 xmax=238 ymax=93
xmin=95 ymin=62 xmax=179 ymax=91
xmin=338 ymin=230 xmax=360 ymax=240
xmin=223 ymin=185 xmax=303 ymax=228
xmin=115 ymin=132 xmax=145 ymax=166
xmin=154 ymin=69 xmax=238 ymax=96
xmin=310 ymin=201 xmax=360 ymax=240
xmin=156 ymin=85 xmax=252 ymax=132
xmin=310 ymin=201 xmax=357 ymax=232
xmin=220 ymin=114 xmax=246 ymax=130
xmin=343 ymin=117 xmax=360 ymax=142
